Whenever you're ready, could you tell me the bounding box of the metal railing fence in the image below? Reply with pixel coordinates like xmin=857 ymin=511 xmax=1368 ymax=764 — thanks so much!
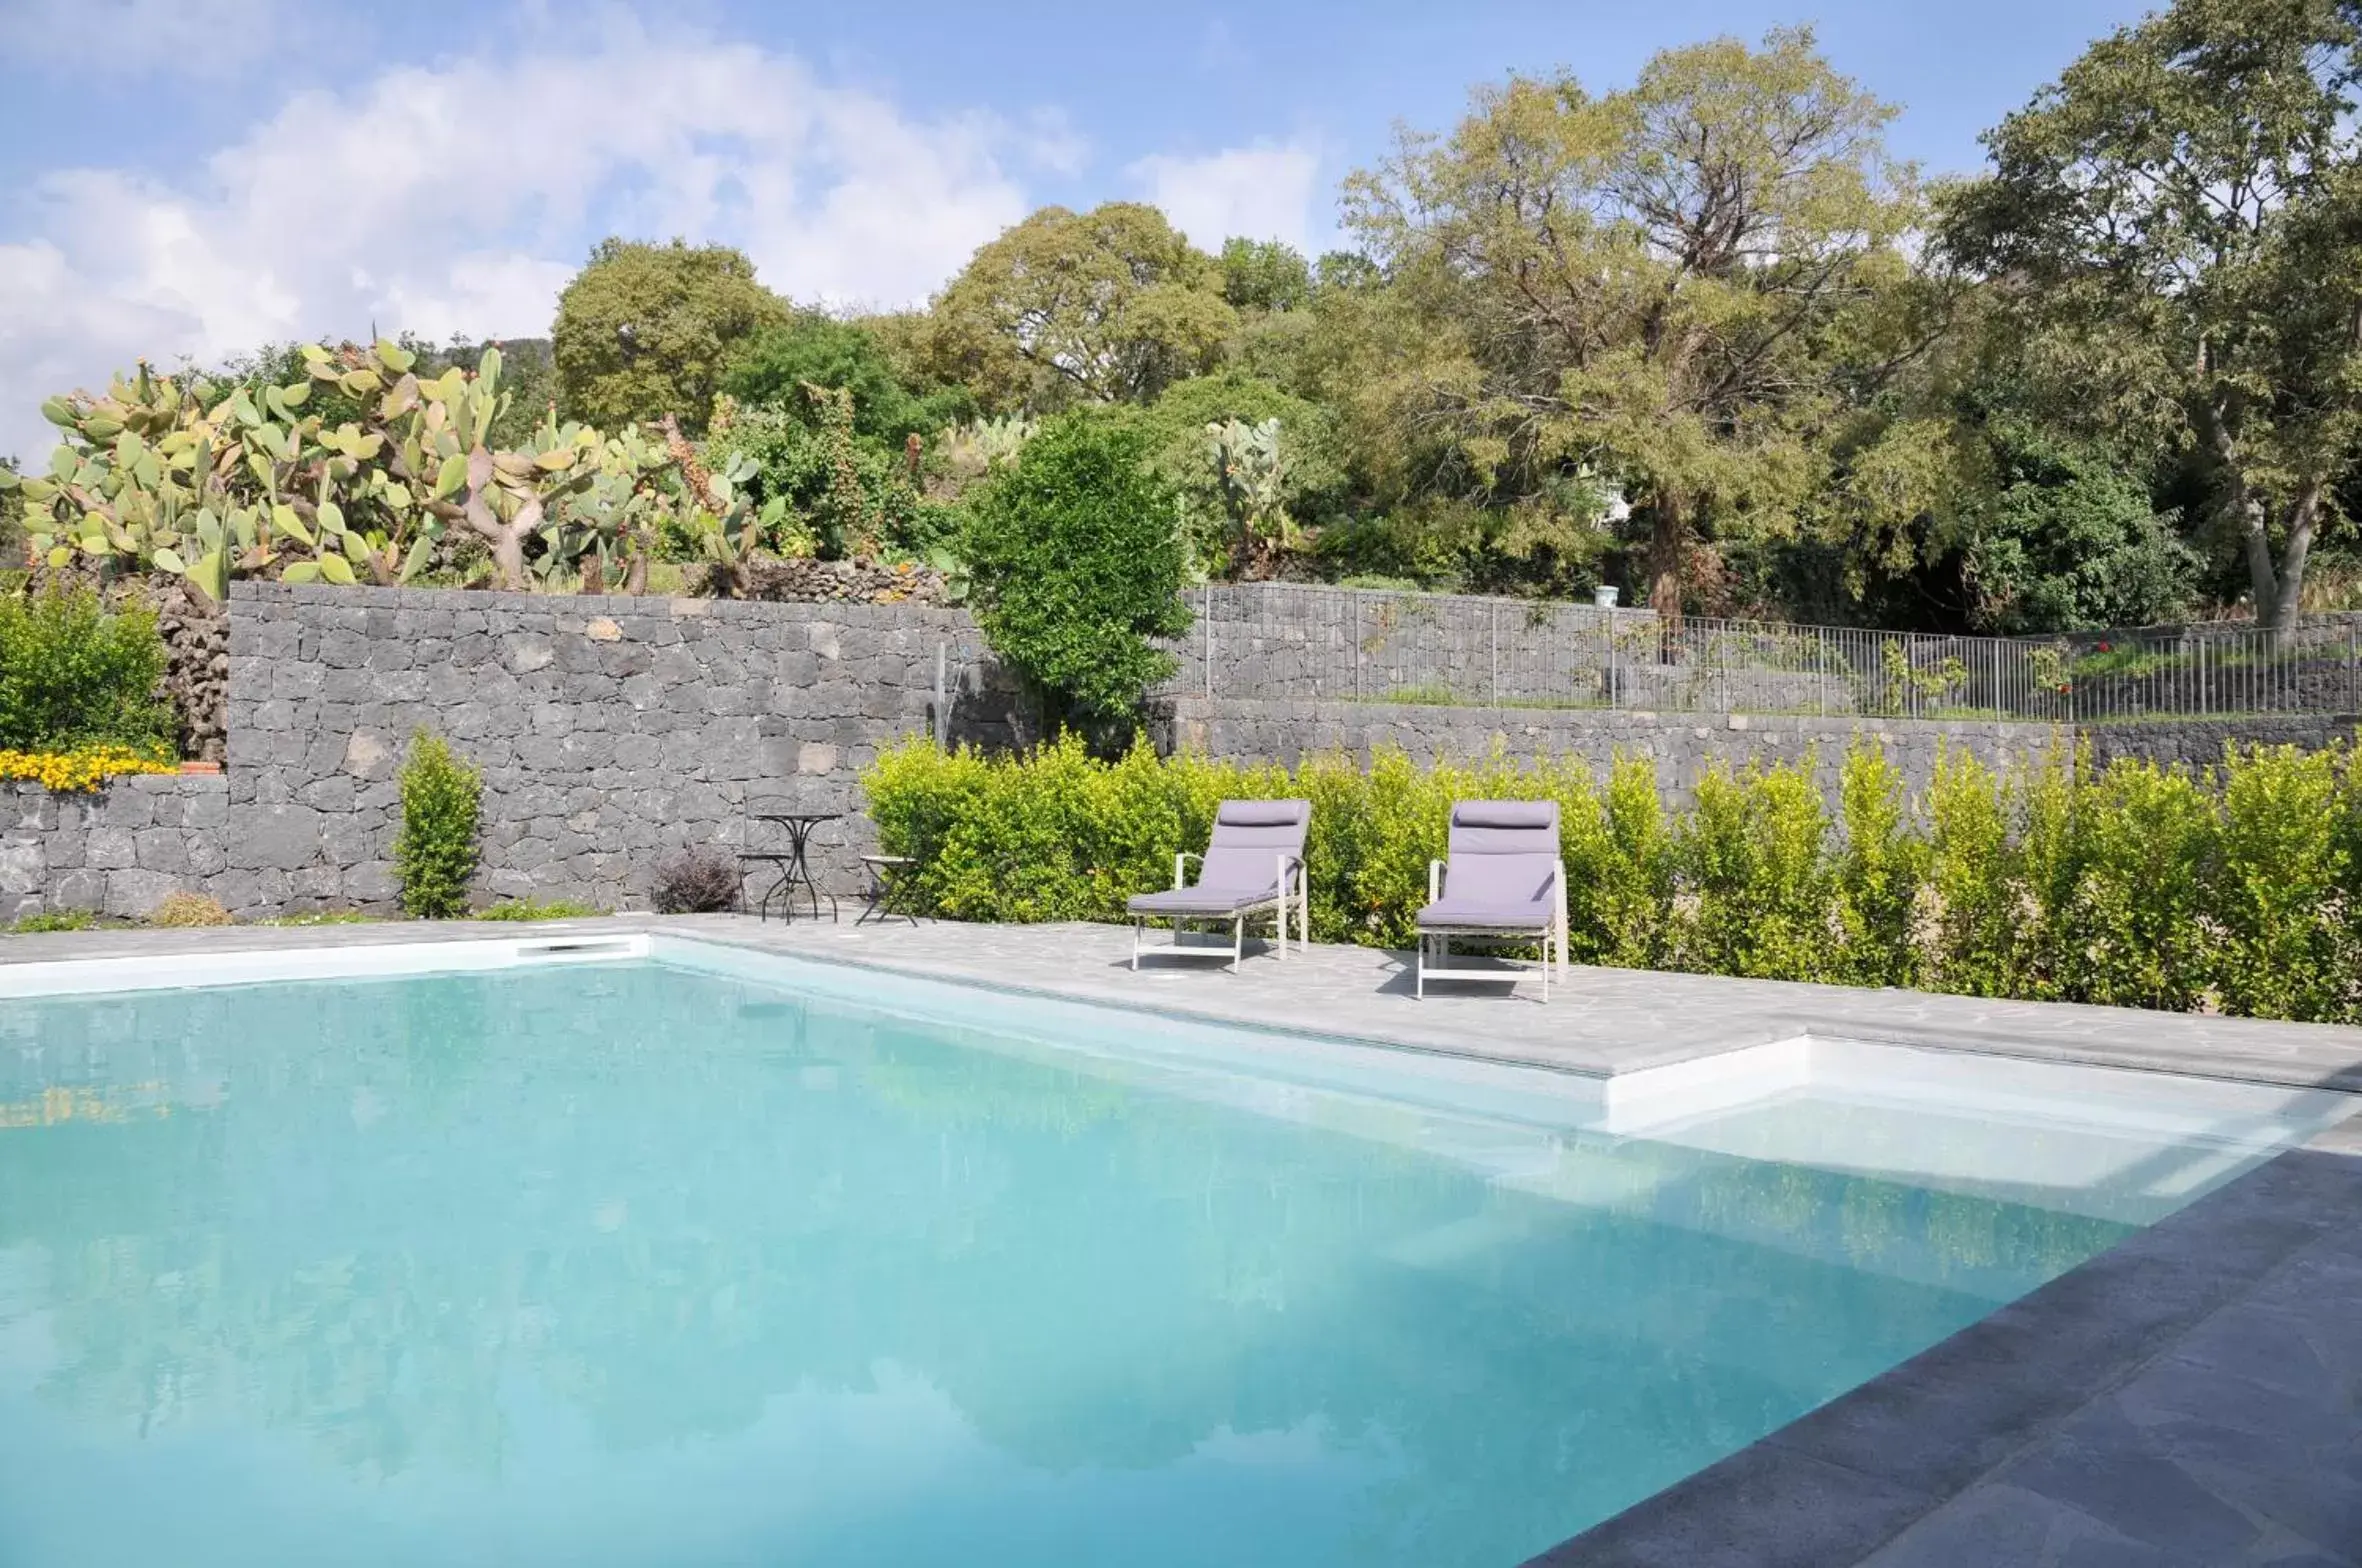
xmin=1167 ymin=584 xmax=2362 ymax=724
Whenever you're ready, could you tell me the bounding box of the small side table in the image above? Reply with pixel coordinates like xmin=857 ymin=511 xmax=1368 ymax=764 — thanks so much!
xmin=857 ymin=854 xmax=917 ymax=926
xmin=741 ymin=813 xmax=841 ymax=922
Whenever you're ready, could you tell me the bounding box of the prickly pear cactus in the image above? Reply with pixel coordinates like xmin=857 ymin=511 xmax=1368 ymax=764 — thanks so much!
xmin=1206 ymin=416 xmax=1293 ymax=574
xmin=17 ymin=341 xmax=762 ymax=598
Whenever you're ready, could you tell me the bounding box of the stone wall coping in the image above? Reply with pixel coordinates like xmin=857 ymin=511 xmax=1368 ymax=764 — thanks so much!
xmin=226 ymin=579 xmax=980 ymax=629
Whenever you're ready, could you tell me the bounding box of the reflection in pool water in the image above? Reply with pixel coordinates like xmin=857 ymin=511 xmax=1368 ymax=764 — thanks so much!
xmin=0 ymin=963 xmax=2143 ymax=1566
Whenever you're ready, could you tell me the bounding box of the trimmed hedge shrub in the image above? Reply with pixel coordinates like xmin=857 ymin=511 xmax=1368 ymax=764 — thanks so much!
xmin=394 ymin=731 xmax=481 ymax=919
xmin=863 ymin=733 xmax=2362 ymax=1024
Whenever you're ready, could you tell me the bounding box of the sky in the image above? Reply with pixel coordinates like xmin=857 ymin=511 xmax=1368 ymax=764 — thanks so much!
xmin=0 ymin=0 xmax=2156 ymax=459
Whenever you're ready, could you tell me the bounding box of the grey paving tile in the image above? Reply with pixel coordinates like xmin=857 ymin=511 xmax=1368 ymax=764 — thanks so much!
xmin=1519 ymin=1442 xmax=1932 ymax=1568
xmin=2159 ymin=1311 xmax=2354 ymax=1418
xmin=1864 ymin=1484 xmax=2179 ymax=1568
xmin=1999 ymin=1401 xmax=2268 ymax=1562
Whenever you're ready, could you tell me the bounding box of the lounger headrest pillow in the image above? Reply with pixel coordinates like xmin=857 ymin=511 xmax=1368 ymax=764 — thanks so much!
xmin=1217 ymin=799 xmax=1307 ymax=827
xmin=1452 ymin=800 xmax=1557 ymax=830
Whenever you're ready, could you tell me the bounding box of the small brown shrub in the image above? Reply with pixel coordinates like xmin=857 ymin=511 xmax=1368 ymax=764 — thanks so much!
xmin=150 ymin=891 xmax=231 ymax=927
xmin=651 ymin=846 xmax=743 ymax=913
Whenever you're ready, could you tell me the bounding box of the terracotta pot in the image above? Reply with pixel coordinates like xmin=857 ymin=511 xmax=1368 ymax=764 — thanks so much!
xmin=178 ymin=761 xmax=223 ymax=775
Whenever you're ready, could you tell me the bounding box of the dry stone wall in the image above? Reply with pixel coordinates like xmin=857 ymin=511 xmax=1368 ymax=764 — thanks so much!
xmin=213 ymin=583 xmax=1012 ymax=916
xmin=2 ymin=775 xmax=227 ymax=922
xmin=6 ymin=580 xmax=2360 ymax=924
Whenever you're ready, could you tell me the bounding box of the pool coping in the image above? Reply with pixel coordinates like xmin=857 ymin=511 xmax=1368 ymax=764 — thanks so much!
xmin=12 ymin=915 xmax=2354 ymax=1096
xmin=5 ymin=916 xmax=2360 ymax=1562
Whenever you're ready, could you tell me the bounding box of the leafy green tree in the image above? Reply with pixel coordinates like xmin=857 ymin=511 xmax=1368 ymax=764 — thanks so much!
xmin=721 ymin=311 xmax=970 ymax=444
xmin=704 ymin=398 xmax=951 ymax=562
xmin=1218 ymin=238 xmax=1313 ymax=313
xmin=1340 ymin=28 xmax=1928 ymax=619
xmin=1137 ymin=373 xmax=1348 ymax=573
xmin=1940 ymin=0 xmax=2362 ymax=629
xmin=958 ymin=414 xmax=1191 ymax=733
xmin=927 ymin=204 xmax=1237 ymax=411
xmin=553 ymin=239 xmax=790 ymax=434
xmin=1961 ymin=424 xmax=2197 ymax=632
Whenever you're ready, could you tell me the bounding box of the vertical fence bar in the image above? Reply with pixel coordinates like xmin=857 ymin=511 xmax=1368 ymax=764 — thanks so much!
xmin=1202 ymin=583 xmax=1213 ymax=700
xmin=1353 ymin=591 xmax=1364 ymax=702
xmin=1606 ymin=610 xmax=1619 ymax=710
xmin=1489 ymin=600 xmax=1499 ymax=708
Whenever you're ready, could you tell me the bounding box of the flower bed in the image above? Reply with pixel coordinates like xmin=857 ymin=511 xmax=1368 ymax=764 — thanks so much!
xmin=0 ymin=746 xmax=177 ymax=793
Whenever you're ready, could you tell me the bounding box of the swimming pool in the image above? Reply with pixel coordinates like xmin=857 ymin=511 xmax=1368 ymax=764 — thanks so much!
xmin=0 ymin=939 xmax=2348 ymax=1566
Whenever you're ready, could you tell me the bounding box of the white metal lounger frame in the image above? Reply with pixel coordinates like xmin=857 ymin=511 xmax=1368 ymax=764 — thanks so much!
xmin=1414 ymin=859 xmax=1570 ymax=1000
xmin=1130 ymin=850 xmax=1308 ymax=974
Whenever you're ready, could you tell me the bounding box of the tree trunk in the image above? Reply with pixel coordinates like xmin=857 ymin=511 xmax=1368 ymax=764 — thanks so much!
xmin=2239 ymin=487 xmax=2279 ymax=627
xmin=2202 ymin=399 xmax=2316 ymax=632
xmin=1648 ymin=489 xmax=1686 ymax=633
xmin=2268 ymin=479 xmax=2323 ymax=631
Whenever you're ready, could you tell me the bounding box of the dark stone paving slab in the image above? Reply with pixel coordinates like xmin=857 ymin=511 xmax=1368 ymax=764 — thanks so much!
xmin=1541 ymin=1144 xmax=2362 ymax=1568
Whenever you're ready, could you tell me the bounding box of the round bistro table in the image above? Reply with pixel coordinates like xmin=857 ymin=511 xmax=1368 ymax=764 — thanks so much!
xmin=741 ymin=812 xmax=841 ymax=922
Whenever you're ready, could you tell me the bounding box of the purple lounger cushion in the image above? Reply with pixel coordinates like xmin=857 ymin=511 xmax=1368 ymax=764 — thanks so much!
xmin=1415 ymin=800 xmax=1561 ymax=930
xmin=1126 ymin=799 xmax=1310 ymax=916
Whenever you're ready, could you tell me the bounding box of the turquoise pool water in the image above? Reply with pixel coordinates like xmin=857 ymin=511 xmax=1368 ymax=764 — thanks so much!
xmin=0 ymin=959 xmax=2151 ymax=1566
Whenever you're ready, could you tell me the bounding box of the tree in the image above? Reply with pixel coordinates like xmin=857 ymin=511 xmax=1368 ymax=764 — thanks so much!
xmin=1140 ymin=373 xmax=1349 ymax=576
xmin=958 ymin=414 xmax=1191 ymax=733
xmin=1219 ymin=238 xmax=1313 ymax=313
xmin=721 ymin=311 xmax=971 ymax=444
xmin=1341 ymin=28 xmax=1927 ymax=620
xmin=552 ymin=239 xmax=790 ymax=435
xmin=926 ymin=204 xmax=1237 ymax=411
xmin=1940 ymin=0 xmax=2362 ymax=629
xmin=1962 ymin=423 xmax=2198 ymax=632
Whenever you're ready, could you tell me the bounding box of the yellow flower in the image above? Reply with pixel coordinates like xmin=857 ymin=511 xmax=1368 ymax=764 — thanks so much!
xmin=0 ymin=746 xmax=177 ymax=793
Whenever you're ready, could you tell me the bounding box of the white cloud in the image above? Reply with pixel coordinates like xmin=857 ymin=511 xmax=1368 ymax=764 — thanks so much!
xmin=0 ymin=16 xmax=1048 ymax=456
xmin=1127 ymin=140 xmax=1324 ymax=255
xmin=0 ymin=0 xmax=301 ymax=78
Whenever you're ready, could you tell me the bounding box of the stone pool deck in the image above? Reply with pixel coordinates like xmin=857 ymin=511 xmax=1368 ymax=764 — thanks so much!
xmin=4 ymin=914 xmax=2358 ymax=1564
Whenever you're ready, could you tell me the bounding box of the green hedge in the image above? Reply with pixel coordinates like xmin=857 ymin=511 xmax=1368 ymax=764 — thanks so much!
xmin=863 ymin=733 xmax=2362 ymax=1024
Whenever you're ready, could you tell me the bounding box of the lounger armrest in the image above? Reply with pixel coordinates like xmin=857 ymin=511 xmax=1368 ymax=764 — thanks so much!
xmin=1278 ymin=851 xmax=1305 ymax=892
xmin=1174 ymin=850 xmax=1203 ymax=890
xmin=1428 ymin=858 xmax=1445 ymax=901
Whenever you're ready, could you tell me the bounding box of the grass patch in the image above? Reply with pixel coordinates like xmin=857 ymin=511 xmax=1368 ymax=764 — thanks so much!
xmin=473 ymin=899 xmax=605 ymax=922
xmin=9 ymin=909 xmax=97 ymax=933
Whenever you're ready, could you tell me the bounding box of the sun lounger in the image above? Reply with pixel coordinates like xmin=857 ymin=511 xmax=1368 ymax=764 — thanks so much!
xmin=1127 ymin=799 xmax=1311 ymax=973
xmin=1414 ymin=800 xmax=1568 ymax=1000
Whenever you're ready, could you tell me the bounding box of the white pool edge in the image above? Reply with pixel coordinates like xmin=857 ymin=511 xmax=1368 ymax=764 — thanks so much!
xmin=5 ymin=930 xmax=2353 ymax=1165
xmin=0 ymin=931 xmax=652 ymax=996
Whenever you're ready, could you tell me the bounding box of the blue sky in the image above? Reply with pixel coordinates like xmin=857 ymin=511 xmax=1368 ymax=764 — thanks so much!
xmin=0 ymin=0 xmax=2152 ymax=456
